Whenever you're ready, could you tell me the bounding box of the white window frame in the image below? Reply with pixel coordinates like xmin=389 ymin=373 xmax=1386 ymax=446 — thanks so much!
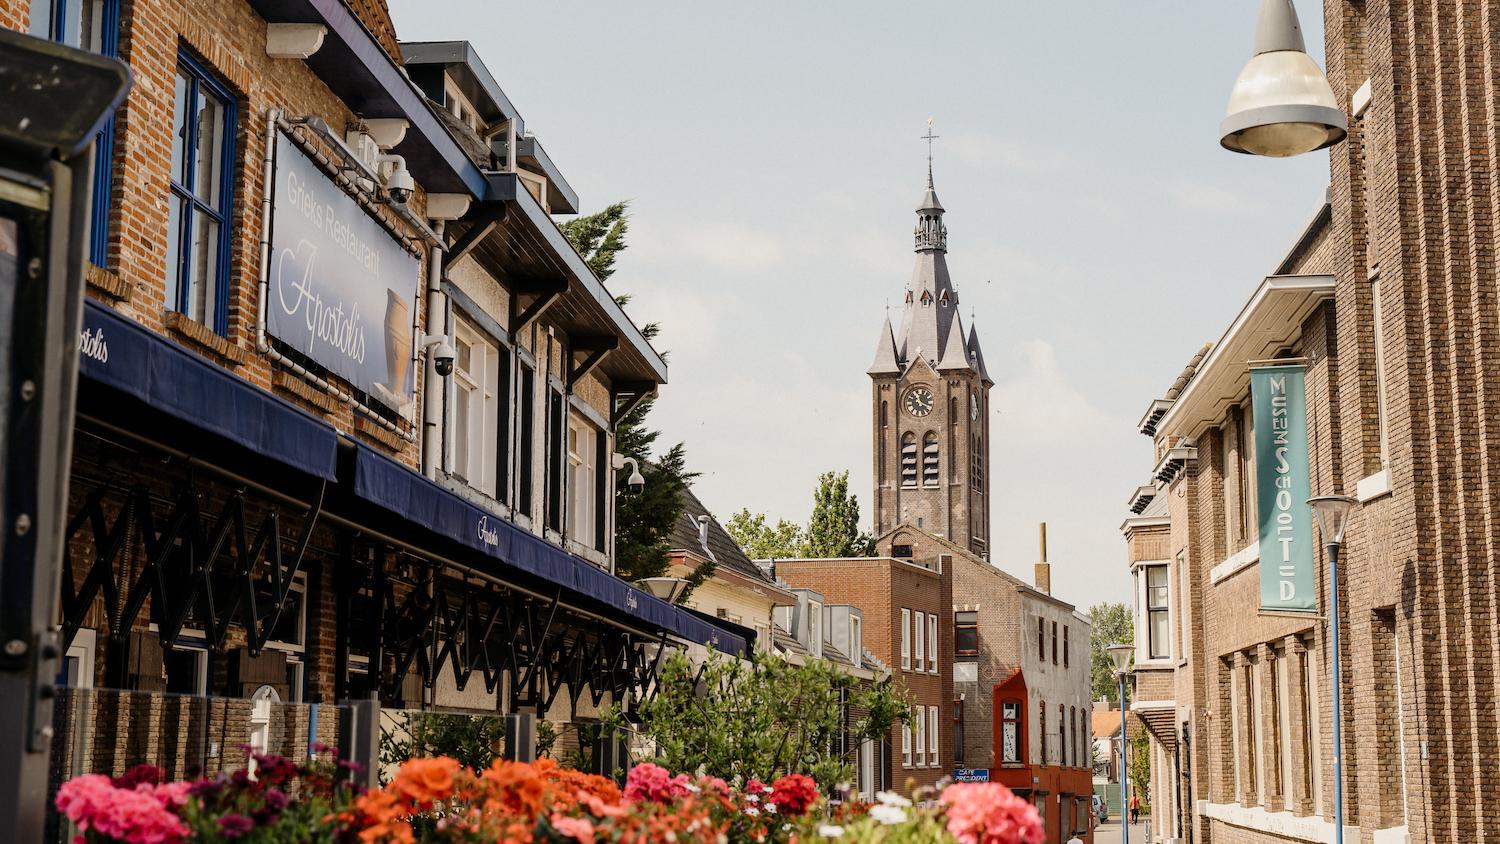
xmin=914 ymin=611 xmax=925 ymax=669
xmin=927 ymin=613 xmax=938 ymax=673
xmin=566 ymin=414 xmax=599 ymax=549
xmin=809 ymin=600 xmax=823 ymax=659
xmin=451 ymin=316 xmax=501 ymax=496
xmin=927 ymin=705 xmax=939 ymax=763
xmin=1141 ymin=563 xmax=1172 ymax=661
xmin=849 ymin=615 xmax=862 ymax=669
xmin=915 ymin=705 xmax=926 ymax=767
xmin=901 ymin=608 xmax=911 ymax=670
xmin=61 ymin=628 xmax=97 ymax=689
xmin=902 ymin=721 xmax=912 ymax=767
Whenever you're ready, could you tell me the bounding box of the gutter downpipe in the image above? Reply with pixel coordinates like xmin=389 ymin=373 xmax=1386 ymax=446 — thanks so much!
xmin=421 ymin=223 xmax=446 ymax=478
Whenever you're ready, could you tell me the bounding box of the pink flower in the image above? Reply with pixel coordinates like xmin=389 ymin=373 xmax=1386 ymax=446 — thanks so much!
xmin=746 ymin=778 xmax=772 ymax=795
xmin=551 ymin=814 xmax=597 ymax=843
xmin=940 ymin=783 xmax=1044 ymax=844
xmin=55 ymin=774 xmax=189 ymax=844
xmin=622 ymin=763 xmax=692 ymax=804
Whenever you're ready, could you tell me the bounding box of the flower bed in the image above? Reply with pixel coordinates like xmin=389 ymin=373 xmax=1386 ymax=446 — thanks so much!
xmin=54 ymin=753 xmax=1043 ymax=843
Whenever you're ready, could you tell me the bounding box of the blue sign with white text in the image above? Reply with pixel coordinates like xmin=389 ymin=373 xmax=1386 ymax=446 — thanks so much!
xmin=953 ymin=769 xmax=990 ymax=783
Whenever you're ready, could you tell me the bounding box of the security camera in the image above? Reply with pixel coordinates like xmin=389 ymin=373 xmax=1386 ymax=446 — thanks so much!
xmin=422 ymin=334 xmax=455 ymax=377
xmin=385 ymin=164 xmax=414 ymax=206
xmin=613 ymin=454 xmax=646 ymax=497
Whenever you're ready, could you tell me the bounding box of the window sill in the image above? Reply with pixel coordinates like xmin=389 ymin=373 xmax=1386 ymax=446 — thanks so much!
xmin=85 ymin=263 xmax=131 ymax=300
xmin=272 ymin=369 xmax=339 ymax=415
xmin=1197 ymin=801 xmax=1358 ymax=842
xmin=163 ymin=310 xmax=248 ymax=367
xmin=354 ymin=414 xmax=407 ymax=452
xmin=1356 ymin=468 xmax=1391 ymax=503
xmin=1209 ymin=543 xmax=1259 ymax=585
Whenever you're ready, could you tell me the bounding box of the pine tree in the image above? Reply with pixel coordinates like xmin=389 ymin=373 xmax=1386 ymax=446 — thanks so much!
xmin=560 ymin=204 xmax=693 ymax=585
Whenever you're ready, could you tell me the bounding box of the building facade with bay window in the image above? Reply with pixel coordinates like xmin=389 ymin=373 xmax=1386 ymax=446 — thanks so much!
xmin=2 ymin=0 xmax=747 ymax=817
xmin=1122 ymin=5 xmax=1500 ymax=842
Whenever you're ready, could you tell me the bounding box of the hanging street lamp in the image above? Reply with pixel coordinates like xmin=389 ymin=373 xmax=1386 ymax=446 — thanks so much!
xmin=1221 ymin=0 xmax=1347 ymax=157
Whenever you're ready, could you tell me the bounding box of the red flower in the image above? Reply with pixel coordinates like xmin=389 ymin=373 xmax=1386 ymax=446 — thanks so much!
xmin=940 ymin=782 xmax=1044 ymax=844
xmin=769 ymin=773 xmax=819 ymax=816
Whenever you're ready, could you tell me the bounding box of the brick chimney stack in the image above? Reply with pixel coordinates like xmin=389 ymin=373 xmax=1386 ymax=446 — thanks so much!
xmin=1035 ymin=522 xmax=1051 ymax=595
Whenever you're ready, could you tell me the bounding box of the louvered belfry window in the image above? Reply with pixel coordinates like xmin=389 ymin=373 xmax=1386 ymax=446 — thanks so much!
xmin=901 ymin=432 xmax=918 ymax=487
xmin=922 ymin=431 xmax=940 ymax=487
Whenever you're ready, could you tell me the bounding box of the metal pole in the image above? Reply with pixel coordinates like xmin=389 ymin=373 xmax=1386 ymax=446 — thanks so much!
xmin=1327 ymin=540 xmax=1345 ymax=844
xmin=1119 ymin=671 xmax=1129 ymax=844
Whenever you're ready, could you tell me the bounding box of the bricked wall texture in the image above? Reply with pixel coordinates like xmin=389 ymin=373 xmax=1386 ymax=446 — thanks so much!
xmin=1128 ymin=3 xmax=1500 ymax=842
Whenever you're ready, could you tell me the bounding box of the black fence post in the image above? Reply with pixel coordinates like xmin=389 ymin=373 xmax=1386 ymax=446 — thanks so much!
xmin=504 ymin=712 xmax=536 ymax=763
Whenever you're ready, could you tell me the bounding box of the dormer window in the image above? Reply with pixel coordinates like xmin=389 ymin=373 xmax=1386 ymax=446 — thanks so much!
xmin=443 ymin=77 xmax=482 ymax=133
xmin=939 ymin=290 xmax=950 ymax=307
xmin=920 ymin=290 xmax=932 ymax=307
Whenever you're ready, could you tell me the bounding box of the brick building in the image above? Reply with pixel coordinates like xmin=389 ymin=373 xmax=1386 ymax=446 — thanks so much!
xmin=4 ymin=0 xmax=746 ymax=812
xmin=1122 ymin=3 xmax=1500 ymax=841
xmin=774 ymin=554 xmax=952 ymax=795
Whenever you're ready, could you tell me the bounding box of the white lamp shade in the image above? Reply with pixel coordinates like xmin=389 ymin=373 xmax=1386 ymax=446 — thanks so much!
xmin=639 ymin=577 xmax=689 ymax=602
xmin=1107 ymin=643 xmax=1133 ymax=674
xmin=1307 ymin=495 xmax=1358 ymax=545
xmin=1221 ymin=50 xmax=1347 ymax=157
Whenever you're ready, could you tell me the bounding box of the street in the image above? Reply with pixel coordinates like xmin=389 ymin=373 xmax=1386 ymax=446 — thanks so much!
xmin=1091 ymin=818 xmax=1150 ymax=844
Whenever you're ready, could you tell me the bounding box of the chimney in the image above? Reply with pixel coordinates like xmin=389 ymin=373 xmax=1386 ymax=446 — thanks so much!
xmin=1034 ymin=522 xmax=1051 ymax=595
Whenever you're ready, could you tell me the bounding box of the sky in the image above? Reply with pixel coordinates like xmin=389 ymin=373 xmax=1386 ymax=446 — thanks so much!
xmin=389 ymin=1 xmax=1333 ymax=613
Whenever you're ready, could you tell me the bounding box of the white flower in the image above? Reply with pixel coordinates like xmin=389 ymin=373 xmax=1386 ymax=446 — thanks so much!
xmin=782 ymin=823 xmax=792 ymax=832
xmin=766 ymin=803 xmax=777 ymax=814
xmin=744 ymin=806 xmax=761 ymax=817
xmin=875 ymin=791 xmax=912 ymax=808
xmin=683 ymin=782 xmax=702 ymax=793
xmin=745 ymin=794 xmax=761 ymax=804
xmin=818 ymin=824 xmax=846 ymax=838
xmin=869 ymin=804 xmax=907 ymax=825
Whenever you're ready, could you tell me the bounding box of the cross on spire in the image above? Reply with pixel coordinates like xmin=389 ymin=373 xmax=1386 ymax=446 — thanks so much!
xmin=922 ymin=117 xmax=939 ymax=187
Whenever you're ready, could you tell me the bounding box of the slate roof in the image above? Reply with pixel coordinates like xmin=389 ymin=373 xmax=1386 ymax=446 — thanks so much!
xmin=668 ymin=484 xmax=775 ymax=585
xmin=884 ymin=172 xmax=979 ymax=376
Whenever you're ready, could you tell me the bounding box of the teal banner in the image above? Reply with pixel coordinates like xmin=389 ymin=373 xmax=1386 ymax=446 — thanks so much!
xmin=1252 ymin=363 xmax=1316 ymax=613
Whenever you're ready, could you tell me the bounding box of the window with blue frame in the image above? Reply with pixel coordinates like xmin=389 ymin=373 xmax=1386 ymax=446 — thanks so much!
xmin=31 ymin=0 xmax=119 ymax=266
xmin=167 ymin=51 xmax=237 ymax=333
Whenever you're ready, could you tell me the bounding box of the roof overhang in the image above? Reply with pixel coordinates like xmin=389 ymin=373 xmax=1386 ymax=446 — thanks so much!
xmin=400 ymin=40 xmax=522 ymax=131
xmin=1153 ymin=445 xmax=1197 ymax=484
xmin=1156 ymin=274 xmax=1335 ymax=441
xmin=452 ymin=172 xmax=666 ymax=385
xmin=246 ymin=0 xmax=486 ymax=197
xmin=1127 ymin=484 xmax=1157 ymax=515
xmin=516 ymin=136 xmax=579 ymax=215
xmin=1137 ymin=399 xmax=1172 ymax=437
xmin=1120 ymin=515 xmax=1170 ymax=536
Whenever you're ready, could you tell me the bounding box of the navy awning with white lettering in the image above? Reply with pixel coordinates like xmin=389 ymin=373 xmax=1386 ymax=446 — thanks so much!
xmin=78 ymin=300 xmax=339 ymax=481
xmin=350 ymin=444 xmax=747 ymax=656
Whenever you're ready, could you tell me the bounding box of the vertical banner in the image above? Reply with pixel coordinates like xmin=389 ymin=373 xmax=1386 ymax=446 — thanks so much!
xmin=1252 ymin=363 xmax=1317 ymax=613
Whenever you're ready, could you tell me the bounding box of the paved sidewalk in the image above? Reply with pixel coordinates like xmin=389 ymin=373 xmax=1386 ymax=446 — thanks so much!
xmin=1090 ymin=817 xmax=1150 ymax=844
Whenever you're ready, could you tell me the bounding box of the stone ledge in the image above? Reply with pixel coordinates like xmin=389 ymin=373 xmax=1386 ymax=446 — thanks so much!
xmin=271 ymin=369 xmax=339 ymax=415
xmin=1209 ymin=543 xmax=1259 ymax=585
xmin=1198 ymin=800 xmax=1358 ymax=842
xmin=85 ymin=263 xmax=130 ymax=300
xmin=162 ymin=311 xmax=249 ymax=367
xmin=354 ymin=414 xmax=408 ymax=452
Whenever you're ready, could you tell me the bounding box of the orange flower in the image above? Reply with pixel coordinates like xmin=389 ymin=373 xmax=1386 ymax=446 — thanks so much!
xmin=392 ymin=757 xmax=460 ymax=807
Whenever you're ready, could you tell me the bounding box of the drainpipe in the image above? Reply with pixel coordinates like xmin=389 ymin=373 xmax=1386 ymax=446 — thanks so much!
xmin=420 ymin=224 xmax=446 ymax=478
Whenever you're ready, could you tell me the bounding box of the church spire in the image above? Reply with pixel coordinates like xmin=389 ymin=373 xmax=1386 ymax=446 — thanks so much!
xmin=915 ymin=119 xmax=947 ymax=252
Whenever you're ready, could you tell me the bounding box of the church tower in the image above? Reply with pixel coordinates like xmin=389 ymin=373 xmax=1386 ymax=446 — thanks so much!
xmin=869 ymin=164 xmax=993 ymax=557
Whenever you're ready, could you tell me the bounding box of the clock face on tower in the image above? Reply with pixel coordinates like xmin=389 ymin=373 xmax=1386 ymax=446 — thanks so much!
xmin=904 ymin=386 xmax=935 ymax=418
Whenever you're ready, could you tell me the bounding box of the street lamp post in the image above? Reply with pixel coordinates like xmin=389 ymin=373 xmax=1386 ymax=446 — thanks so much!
xmin=1108 ymin=643 xmax=1133 ymax=844
xmin=1221 ymin=0 xmax=1347 ymax=157
xmin=1307 ymin=495 xmax=1356 ymax=844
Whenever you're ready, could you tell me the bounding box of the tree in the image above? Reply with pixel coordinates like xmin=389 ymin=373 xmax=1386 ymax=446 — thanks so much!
xmin=804 ymin=471 xmax=875 ymax=558
xmin=724 ymin=509 xmax=807 ymax=559
xmin=1128 ymin=728 xmax=1151 ymax=810
xmin=1088 ymin=602 xmax=1134 ymax=705
xmin=561 ymin=205 xmax=694 ymax=584
xmin=635 ymin=649 xmax=910 ymax=789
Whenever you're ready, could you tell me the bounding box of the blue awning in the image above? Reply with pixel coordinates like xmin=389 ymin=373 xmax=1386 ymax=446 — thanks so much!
xmin=350 ymin=444 xmax=746 ymax=656
xmin=77 ymin=300 xmax=339 ymax=481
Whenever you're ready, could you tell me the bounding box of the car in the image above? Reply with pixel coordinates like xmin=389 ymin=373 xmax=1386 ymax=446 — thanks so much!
xmin=1092 ymin=795 xmax=1109 ymax=824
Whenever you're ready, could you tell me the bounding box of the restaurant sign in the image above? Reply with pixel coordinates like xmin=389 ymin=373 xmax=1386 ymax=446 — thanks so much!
xmin=1251 ymin=362 xmax=1316 ymax=613
xmin=268 ymin=131 xmax=420 ymax=418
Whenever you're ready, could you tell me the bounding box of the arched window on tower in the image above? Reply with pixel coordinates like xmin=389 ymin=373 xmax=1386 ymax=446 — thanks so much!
xmin=900 ymin=432 xmax=918 ymax=488
xmin=972 ymin=434 xmax=984 ymax=490
xmin=922 ymin=431 xmax=940 ymax=487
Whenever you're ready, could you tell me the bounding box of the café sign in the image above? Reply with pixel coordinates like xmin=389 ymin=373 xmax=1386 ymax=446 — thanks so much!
xmin=269 ymin=131 xmax=420 ymax=417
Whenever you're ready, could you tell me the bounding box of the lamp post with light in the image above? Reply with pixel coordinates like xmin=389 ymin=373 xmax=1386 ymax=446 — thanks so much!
xmin=1221 ymin=0 xmax=1347 ymax=157
xmin=1307 ymin=495 xmax=1356 ymax=844
xmin=1107 ymin=643 xmax=1134 ymax=844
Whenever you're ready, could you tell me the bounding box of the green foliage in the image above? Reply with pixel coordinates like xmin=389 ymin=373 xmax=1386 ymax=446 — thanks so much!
xmin=724 ymin=509 xmax=808 ymax=559
xmin=614 ymin=422 xmax=697 ymax=583
xmin=1128 ymin=728 xmax=1151 ymax=810
xmin=379 ymin=711 xmax=508 ymax=775
xmin=636 ymin=649 xmax=910 ymax=789
xmin=1088 ymin=602 xmax=1134 ymax=705
xmin=805 ymin=471 xmax=875 ymax=558
xmin=559 ymin=201 xmax=629 ymax=283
